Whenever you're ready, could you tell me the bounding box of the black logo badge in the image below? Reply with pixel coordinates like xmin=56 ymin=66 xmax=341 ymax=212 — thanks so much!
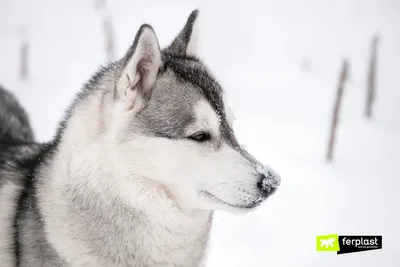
xmin=337 ymin=235 xmax=382 ymax=254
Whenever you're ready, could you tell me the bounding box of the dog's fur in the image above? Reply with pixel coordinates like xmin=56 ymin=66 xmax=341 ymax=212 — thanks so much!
xmin=0 ymin=10 xmax=280 ymax=267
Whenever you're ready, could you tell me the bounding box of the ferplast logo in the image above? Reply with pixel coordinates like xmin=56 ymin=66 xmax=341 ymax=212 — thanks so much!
xmin=316 ymin=234 xmax=340 ymax=252
xmin=316 ymin=234 xmax=382 ymax=254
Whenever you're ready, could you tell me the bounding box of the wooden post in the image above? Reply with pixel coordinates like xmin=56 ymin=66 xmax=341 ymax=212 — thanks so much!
xmin=327 ymin=59 xmax=349 ymax=162
xmin=18 ymin=25 xmax=29 ymax=81
xmin=94 ymin=0 xmax=106 ymax=11
xmin=103 ymin=17 xmax=115 ymax=62
xmin=19 ymin=41 xmax=29 ymax=80
xmin=365 ymin=35 xmax=379 ymax=119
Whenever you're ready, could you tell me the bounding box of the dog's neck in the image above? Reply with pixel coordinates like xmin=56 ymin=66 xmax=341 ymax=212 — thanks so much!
xmin=37 ymin=140 xmax=213 ymax=266
xmin=36 ymin=91 xmax=213 ymax=266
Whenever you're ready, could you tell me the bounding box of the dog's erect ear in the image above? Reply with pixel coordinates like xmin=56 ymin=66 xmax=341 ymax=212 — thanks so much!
xmin=116 ymin=24 xmax=161 ymax=109
xmin=164 ymin=10 xmax=200 ymax=57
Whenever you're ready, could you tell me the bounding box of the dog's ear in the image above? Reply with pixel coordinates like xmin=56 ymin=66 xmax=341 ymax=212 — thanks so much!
xmin=116 ymin=24 xmax=161 ymax=109
xmin=164 ymin=9 xmax=200 ymax=57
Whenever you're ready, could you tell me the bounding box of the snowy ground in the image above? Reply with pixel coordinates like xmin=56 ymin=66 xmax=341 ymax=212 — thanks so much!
xmin=1 ymin=0 xmax=399 ymax=266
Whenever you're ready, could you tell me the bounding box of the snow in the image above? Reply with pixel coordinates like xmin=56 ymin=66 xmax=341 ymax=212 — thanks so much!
xmin=1 ymin=0 xmax=399 ymax=266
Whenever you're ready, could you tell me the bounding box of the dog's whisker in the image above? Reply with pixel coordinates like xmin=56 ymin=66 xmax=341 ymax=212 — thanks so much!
xmin=206 ymin=182 xmax=229 ymax=191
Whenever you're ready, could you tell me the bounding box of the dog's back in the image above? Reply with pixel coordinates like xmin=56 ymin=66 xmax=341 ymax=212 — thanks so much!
xmin=0 ymin=85 xmax=40 ymax=267
xmin=0 ymin=86 xmax=35 ymax=146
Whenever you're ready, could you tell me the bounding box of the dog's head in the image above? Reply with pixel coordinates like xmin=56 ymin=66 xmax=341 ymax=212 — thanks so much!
xmin=77 ymin=10 xmax=280 ymax=214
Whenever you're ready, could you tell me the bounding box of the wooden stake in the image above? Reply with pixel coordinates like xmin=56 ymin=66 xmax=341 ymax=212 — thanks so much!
xmin=365 ymin=35 xmax=379 ymax=119
xmin=95 ymin=0 xmax=106 ymax=11
xmin=103 ymin=17 xmax=115 ymax=62
xmin=19 ymin=41 xmax=29 ymax=81
xmin=17 ymin=24 xmax=29 ymax=81
xmin=327 ymin=59 xmax=349 ymax=162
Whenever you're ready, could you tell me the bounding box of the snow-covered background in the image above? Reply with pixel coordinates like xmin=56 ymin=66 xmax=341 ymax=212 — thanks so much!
xmin=0 ymin=0 xmax=399 ymax=266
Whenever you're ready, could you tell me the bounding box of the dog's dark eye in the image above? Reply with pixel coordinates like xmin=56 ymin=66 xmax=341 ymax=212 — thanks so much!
xmin=188 ymin=132 xmax=211 ymax=142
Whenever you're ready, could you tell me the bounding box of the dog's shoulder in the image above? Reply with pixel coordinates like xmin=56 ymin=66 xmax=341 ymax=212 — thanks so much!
xmin=0 ymin=143 xmax=42 ymax=186
xmin=0 ymin=142 xmax=49 ymax=267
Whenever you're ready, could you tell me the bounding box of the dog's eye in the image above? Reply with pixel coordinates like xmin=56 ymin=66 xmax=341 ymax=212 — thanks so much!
xmin=188 ymin=132 xmax=211 ymax=142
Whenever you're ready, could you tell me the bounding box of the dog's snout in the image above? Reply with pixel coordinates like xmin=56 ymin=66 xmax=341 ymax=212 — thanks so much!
xmin=256 ymin=165 xmax=281 ymax=197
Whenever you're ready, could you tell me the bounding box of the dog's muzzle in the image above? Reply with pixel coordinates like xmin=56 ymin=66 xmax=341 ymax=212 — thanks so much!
xmin=256 ymin=165 xmax=281 ymax=197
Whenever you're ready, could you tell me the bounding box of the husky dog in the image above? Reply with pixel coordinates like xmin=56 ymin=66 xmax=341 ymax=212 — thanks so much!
xmin=0 ymin=10 xmax=281 ymax=267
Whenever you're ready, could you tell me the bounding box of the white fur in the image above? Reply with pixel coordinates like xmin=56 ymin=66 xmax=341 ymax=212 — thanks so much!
xmin=99 ymin=99 xmax=264 ymax=212
xmin=186 ymin=100 xmax=220 ymax=137
xmin=223 ymin=93 xmax=235 ymax=127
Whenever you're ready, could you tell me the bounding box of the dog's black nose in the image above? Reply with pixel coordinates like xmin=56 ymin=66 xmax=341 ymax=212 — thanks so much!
xmin=257 ymin=167 xmax=281 ymax=197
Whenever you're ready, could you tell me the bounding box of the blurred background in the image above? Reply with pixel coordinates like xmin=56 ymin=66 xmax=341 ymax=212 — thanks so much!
xmin=0 ymin=0 xmax=399 ymax=266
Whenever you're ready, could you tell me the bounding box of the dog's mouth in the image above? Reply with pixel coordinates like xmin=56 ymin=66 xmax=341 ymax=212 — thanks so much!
xmin=198 ymin=190 xmax=264 ymax=210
